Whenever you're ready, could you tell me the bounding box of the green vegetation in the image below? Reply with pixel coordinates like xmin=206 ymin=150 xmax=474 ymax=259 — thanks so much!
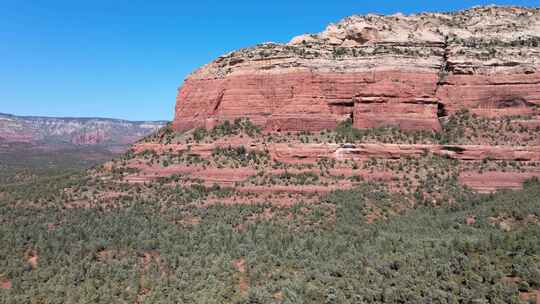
xmin=0 ymin=165 xmax=539 ymax=303
xmin=320 ymin=110 xmax=538 ymax=146
xmin=193 ymin=119 xmax=262 ymax=143
xmin=274 ymin=117 xmax=439 ymax=145
xmin=139 ymin=110 xmax=538 ymax=148
xmin=212 ymin=146 xmax=270 ymax=167
xmin=140 ymin=119 xmax=262 ymax=145
xmin=248 ymin=171 xmax=321 ymax=186
xmin=437 ymin=110 xmax=538 ymax=145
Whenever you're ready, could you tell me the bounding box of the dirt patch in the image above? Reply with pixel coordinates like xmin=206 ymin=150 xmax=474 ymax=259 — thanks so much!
xmin=25 ymin=249 xmax=38 ymax=269
xmin=247 ymin=208 xmax=274 ymax=221
xmin=135 ymin=251 xmax=167 ymax=304
xmin=0 ymin=278 xmax=11 ymax=290
xmin=488 ymin=214 xmax=539 ymax=231
xmin=96 ymin=249 xmax=129 ymax=262
xmin=64 ymin=199 xmax=92 ymax=209
xmin=99 ymin=191 xmax=126 ymax=200
xmin=273 ymin=291 xmax=283 ymax=301
xmin=139 ymin=251 xmax=164 ymax=273
xmin=233 ymin=258 xmax=249 ymax=295
xmin=465 ymin=216 xmax=476 ymax=225
xmin=365 ymin=212 xmax=383 ymax=224
xmin=234 ymin=223 xmax=247 ymax=232
xmin=233 ymin=258 xmax=246 ymax=273
xmin=178 ymin=216 xmax=201 ymax=227
xmin=136 ymin=285 xmax=151 ymax=304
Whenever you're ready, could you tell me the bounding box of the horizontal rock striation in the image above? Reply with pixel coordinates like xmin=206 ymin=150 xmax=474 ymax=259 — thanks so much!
xmin=173 ymin=6 xmax=540 ymax=133
xmin=132 ymin=142 xmax=540 ymax=163
xmin=128 ymin=141 xmax=540 ymax=193
xmin=459 ymin=171 xmax=540 ymax=193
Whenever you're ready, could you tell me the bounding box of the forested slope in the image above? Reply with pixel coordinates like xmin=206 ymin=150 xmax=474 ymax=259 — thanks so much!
xmin=0 ymin=169 xmax=538 ymax=303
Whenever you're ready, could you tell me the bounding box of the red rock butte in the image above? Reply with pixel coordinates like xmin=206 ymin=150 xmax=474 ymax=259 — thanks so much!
xmin=173 ymin=6 xmax=540 ymax=133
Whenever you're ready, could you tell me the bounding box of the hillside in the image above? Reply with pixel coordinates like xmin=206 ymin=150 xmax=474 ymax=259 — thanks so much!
xmin=1 ymin=170 xmax=539 ymax=303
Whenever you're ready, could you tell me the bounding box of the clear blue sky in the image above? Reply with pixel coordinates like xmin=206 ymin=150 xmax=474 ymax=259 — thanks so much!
xmin=0 ymin=0 xmax=537 ymax=121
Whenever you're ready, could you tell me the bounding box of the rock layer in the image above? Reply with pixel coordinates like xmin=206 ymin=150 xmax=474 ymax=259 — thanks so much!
xmin=173 ymin=6 xmax=540 ymax=132
xmin=459 ymin=171 xmax=540 ymax=193
xmin=132 ymin=142 xmax=540 ymax=164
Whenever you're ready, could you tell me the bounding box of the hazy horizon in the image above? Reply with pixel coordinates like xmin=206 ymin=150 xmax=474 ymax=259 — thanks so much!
xmin=1 ymin=0 xmax=537 ymax=121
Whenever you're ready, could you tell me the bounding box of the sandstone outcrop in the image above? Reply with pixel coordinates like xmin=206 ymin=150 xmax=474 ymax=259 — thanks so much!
xmin=173 ymin=6 xmax=540 ymax=133
xmin=98 ymin=6 xmax=540 ymax=204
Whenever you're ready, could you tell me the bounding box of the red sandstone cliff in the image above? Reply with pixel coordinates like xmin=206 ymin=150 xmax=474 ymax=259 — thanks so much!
xmin=173 ymin=6 xmax=540 ymax=132
xmin=104 ymin=6 xmax=540 ymax=198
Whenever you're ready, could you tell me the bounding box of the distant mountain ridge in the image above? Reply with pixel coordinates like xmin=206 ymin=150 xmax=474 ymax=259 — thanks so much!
xmin=0 ymin=112 xmax=167 ymax=151
xmin=0 ymin=112 xmax=167 ymax=124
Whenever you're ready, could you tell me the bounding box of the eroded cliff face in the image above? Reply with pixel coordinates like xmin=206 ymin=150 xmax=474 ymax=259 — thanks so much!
xmin=173 ymin=6 xmax=540 ymax=132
